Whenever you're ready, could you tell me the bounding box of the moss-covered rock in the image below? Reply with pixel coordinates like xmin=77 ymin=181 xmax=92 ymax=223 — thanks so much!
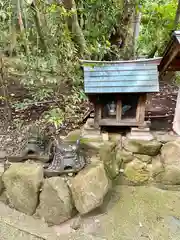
xmin=151 ymin=155 xmax=164 ymax=180
xmin=100 ymin=142 xmax=122 ymax=179
xmin=134 ymin=154 xmax=152 ymax=164
xmin=2 ymin=162 xmax=43 ymax=215
xmin=155 ymin=166 xmax=180 ymax=185
xmin=116 ymin=150 xmax=134 ymax=164
xmin=81 ymin=138 xmax=104 ymax=157
xmin=158 ymin=141 xmax=180 ymax=185
xmin=0 ymin=163 xmax=4 ymax=195
xmin=64 ymin=129 xmax=81 ymax=142
xmin=109 ymin=133 xmax=122 ymax=143
xmin=36 ymin=177 xmax=74 ymax=225
xmin=69 ymin=163 xmax=109 ymax=214
xmin=124 ymin=159 xmax=149 ymax=185
xmin=161 ymin=141 xmax=180 ymax=167
xmin=100 ymin=141 xmax=116 ymax=161
xmin=0 ymin=190 xmax=9 ymax=204
xmin=123 ymin=139 xmax=162 ymax=156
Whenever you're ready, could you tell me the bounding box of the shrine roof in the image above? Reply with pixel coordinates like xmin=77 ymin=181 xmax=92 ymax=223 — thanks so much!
xmin=81 ymin=58 xmax=161 ymax=94
xmin=158 ymin=31 xmax=180 ymax=74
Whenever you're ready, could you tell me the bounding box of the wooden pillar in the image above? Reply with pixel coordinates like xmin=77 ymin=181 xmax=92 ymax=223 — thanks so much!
xmin=116 ymin=99 xmax=122 ymax=122
xmin=94 ymin=103 xmax=102 ymax=128
xmin=136 ymin=94 xmax=146 ymax=124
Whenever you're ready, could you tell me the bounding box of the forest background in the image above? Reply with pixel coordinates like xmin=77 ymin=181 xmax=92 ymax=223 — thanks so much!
xmin=0 ymin=0 xmax=180 ymax=133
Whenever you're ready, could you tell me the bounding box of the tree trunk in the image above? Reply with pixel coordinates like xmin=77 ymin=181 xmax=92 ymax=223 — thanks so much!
xmin=132 ymin=11 xmax=141 ymax=59
xmin=17 ymin=0 xmax=29 ymax=55
xmin=0 ymin=57 xmax=12 ymax=124
xmin=121 ymin=0 xmax=136 ymax=59
xmin=63 ymin=0 xmax=86 ymax=56
xmin=9 ymin=1 xmax=18 ymax=56
xmin=174 ymin=0 xmax=180 ymax=30
xmin=30 ymin=1 xmax=48 ymax=53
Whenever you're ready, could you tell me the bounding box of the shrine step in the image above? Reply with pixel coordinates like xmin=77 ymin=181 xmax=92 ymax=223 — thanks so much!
xmin=127 ymin=135 xmax=154 ymax=141
xmin=131 ymin=127 xmax=150 ymax=133
xmin=130 ymin=132 xmax=152 ymax=136
xmin=128 ymin=127 xmax=154 ymax=141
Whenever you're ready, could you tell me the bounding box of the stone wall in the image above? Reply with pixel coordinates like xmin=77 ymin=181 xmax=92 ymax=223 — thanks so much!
xmin=1 ymin=129 xmax=180 ymax=226
xmin=99 ymin=134 xmax=180 ymax=189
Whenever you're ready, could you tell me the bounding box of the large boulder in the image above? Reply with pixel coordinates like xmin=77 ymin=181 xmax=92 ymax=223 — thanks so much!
xmin=161 ymin=141 xmax=180 ymax=167
xmin=69 ymin=163 xmax=110 ymax=214
xmin=134 ymin=154 xmax=152 ymax=164
xmin=116 ymin=150 xmax=134 ymax=164
xmin=2 ymin=162 xmax=43 ymax=215
xmin=65 ymin=128 xmax=103 ymax=156
xmin=100 ymin=142 xmax=122 ymax=179
xmin=160 ymin=166 xmax=180 ymax=185
xmin=109 ymin=133 xmax=122 ymax=144
xmin=0 ymin=151 xmax=6 ymax=161
xmin=124 ymin=159 xmax=149 ymax=185
xmin=157 ymin=141 xmax=180 ymax=185
xmin=154 ymin=165 xmax=180 ymax=185
xmin=81 ymin=140 xmax=104 ymax=153
xmin=36 ymin=177 xmax=74 ymax=225
xmin=123 ymin=139 xmax=162 ymax=156
xmin=151 ymin=155 xmax=164 ymax=180
xmin=153 ymin=132 xmax=179 ymax=143
xmin=0 ymin=163 xmax=4 ymax=194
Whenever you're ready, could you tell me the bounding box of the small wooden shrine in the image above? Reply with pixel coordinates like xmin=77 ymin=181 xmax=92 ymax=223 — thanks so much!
xmin=82 ymin=58 xmax=160 ymax=128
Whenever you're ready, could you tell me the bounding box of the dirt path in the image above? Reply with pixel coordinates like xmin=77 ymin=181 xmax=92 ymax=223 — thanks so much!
xmin=54 ymin=186 xmax=180 ymax=240
xmin=1 ymin=186 xmax=180 ymax=240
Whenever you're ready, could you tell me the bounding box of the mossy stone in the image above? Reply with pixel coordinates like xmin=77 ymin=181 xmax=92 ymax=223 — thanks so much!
xmin=124 ymin=159 xmax=149 ymax=185
xmin=100 ymin=142 xmax=122 ymax=180
xmin=124 ymin=139 xmax=162 ymax=156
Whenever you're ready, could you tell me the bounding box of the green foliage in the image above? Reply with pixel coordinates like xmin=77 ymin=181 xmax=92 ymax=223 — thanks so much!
xmin=137 ymin=0 xmax=178 ymax=56
xmin=0 ymin=0 xmax=180 ymax=128
xmin=77 ymin=0 xmax=124 ymax=60
xmin=43 ymin=108 xmax=65 ymax=129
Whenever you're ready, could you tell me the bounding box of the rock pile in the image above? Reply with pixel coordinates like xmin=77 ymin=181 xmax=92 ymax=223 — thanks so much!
xmin=0 ymin=160 xmax=109 ymax=225
xmin=1 ymin=127 xmax=180 ymax=226
xmin=100 ymin=137 xmax=180 ymax=187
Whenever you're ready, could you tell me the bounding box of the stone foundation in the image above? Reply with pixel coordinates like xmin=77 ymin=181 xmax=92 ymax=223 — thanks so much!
xmin=0 ymin=160 xmax=110 ymax=226
xmin=1 ymin=119 xmax=180 ymax=226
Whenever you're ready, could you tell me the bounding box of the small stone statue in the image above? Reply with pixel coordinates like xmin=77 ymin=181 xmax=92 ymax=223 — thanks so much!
xmin=44 ymin=139 xmax=86 ymax=177
xmin=107 ymin=101 xmax=116 ymax=116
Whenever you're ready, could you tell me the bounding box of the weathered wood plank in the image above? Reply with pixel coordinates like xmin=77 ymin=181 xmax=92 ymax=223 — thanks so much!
xmin=136 ymin=94 xmax=146 ymax=123
xmin=116 ymin=99 xmax=122 ymax=122
xmin=94 ymin=104 xmax=102 ymax=128
xmin=99 ymin=119 xmax=143 ymax=127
